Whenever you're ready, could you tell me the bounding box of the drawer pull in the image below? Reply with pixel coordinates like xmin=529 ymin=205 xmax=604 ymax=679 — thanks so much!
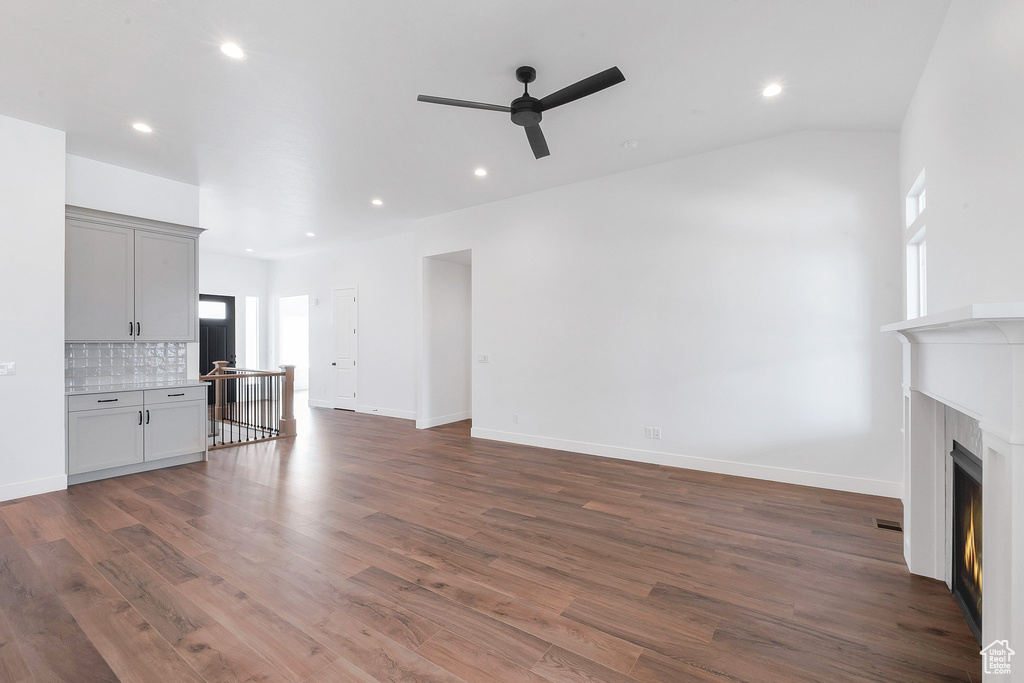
xmin=97 ymin=399 xmax=118 ymax=403
xmin=168 ymin=393 xmax=185 ymax=397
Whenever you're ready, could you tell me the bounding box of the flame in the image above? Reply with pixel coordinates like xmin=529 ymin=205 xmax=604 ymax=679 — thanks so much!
xmin=964 ymin=499 xmax=982 ymax=592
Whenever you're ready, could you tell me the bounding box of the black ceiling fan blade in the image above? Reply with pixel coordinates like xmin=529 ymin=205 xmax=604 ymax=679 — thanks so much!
xmin=525 ymin=124 xmax=550 ymax=159
xmin=416 ymin=95 xmax=511 ymax=112
xmin=538 ymin=66 xmax=625 ymax=111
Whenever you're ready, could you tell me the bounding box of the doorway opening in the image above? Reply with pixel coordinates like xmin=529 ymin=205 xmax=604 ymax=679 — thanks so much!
xmin=200 ymin=295 xmax=236 ymax=405
xmin=418 ymin=250 xmax=472 ymax=429
xmin=277 ymin=295 xmax=309 ymax=392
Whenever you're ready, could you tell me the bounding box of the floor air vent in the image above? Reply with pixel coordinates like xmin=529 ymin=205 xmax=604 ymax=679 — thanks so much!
xmin=875 ymin=518 xmax=903 ymax=532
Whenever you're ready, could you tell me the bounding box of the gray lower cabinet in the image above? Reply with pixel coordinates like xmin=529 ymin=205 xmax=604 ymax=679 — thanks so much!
xmin=67 ymin=404 xmax=145 ymax=474
xmin=144 ymin=397 xmax=207 ymax=461
xmin=67 ymin=387 xmax=207 ymax=480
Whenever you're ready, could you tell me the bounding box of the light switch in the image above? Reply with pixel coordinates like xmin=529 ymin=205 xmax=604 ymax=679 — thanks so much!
xmin=0 ymin=362 xmax=15 ymax=376
xmin=477 ymin=354 xmax=490 ymax=363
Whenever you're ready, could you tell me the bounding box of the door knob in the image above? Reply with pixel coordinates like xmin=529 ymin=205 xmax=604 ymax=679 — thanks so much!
xmin=331 ymin=362 xmax=337 ymax=366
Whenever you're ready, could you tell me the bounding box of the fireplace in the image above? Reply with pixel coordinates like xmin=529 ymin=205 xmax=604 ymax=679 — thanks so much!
xmin=951 ymin=441 xmax=982 ymax=645
xmin=885 ymin=304 xmax=1024 ymax=654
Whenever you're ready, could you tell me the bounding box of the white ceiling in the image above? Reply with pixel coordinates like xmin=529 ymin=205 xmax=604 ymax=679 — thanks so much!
xmin=0 ymin=0 xmax=949 ymax=258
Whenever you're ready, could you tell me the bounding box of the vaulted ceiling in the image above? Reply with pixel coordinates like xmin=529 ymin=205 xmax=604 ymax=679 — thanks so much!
xmin=0 ymin=0 xmax=949 ymax=257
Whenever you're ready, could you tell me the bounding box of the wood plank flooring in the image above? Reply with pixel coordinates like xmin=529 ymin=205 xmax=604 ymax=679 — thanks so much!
xmin=0 ymin=407 xmax=981 ymax=681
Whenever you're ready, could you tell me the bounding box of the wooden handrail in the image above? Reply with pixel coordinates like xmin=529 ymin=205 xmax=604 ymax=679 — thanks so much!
xmin=201 ymin=361 xmax=296 ymax=444
xmin=201 ymin=370 xmax=285 ymax=380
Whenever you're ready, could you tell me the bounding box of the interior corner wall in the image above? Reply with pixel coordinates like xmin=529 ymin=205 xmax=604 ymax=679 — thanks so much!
xmin=419 ymin=257 xmax=472 ymax=428
xmin=198 ymin=252 xmax=272 ymax=370
xmin=899 ymin=0 xmax=1024 ymax=312
xmin=268 ymin=231 xmax=417 ymax=417
xmin=0 ymin=115 xmax=67 ymax=501
xmin=416 ymin=131 xmax=904 ymax=496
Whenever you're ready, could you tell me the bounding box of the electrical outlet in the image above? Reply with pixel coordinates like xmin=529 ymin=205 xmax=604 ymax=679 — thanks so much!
xmin=653 ymin=427 xmax=662 ymax=440
xmin=0 ymin=362 xmax=15 ymax=376
xmin=513 ymin=413 xmax=519 ymax=423
xmin=644 ymin=426 xmax=653 ymax=438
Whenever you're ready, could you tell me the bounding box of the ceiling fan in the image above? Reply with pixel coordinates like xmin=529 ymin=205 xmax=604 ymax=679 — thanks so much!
xmin=417 ymin=65 xmax=625 ymax=159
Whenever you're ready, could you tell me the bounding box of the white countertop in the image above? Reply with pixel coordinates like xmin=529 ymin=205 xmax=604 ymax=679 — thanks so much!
xmin=65 ymin=379 xmax=207 ymax=396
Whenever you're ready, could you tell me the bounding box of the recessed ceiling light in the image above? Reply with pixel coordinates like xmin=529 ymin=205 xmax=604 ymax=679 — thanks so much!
xmin=305 ymin=232 xmax=316 ymax=237
xmin=474 ymin=168 xmax=487 ymax=177
xmin=220 ymin=43 xmax=246 ymax=60
xmin=371 ymin=198 xmax=383 ymax=206
xmin=132 ymin=122 xmax=152 ymax=133
xmin=245 ymin=248 xmax=254 ymax=252
xmin=763 ymin=83 xmax=783 ymax=97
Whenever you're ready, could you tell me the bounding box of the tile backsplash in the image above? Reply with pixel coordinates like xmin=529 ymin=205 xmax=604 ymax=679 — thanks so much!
xmin=65 ymin=342 xmax=188 ymax=388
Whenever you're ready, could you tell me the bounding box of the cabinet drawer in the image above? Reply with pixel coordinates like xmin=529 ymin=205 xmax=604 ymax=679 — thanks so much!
xmin=144 ymin=386 xmax=207 ymax=405
xmin=68 ymin=391 xmax=143 ymax=412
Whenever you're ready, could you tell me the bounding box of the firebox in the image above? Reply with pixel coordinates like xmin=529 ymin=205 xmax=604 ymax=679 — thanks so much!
xmin=951 ymin=441 xmax=982 ymax=645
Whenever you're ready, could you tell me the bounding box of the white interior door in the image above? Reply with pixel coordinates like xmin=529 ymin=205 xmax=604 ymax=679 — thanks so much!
xmin=332 ymin=288 xmax=357 ymax=410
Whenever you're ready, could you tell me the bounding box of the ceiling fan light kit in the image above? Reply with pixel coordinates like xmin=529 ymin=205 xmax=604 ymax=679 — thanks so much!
xmin=417 ymin=65 xmax=625 ymax=159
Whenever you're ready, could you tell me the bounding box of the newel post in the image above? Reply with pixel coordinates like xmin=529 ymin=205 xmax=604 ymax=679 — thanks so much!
xmin=212 ymin=360 xmax=230 ymax=422
xmin=280 ymin=364 xmax=297 ymax=437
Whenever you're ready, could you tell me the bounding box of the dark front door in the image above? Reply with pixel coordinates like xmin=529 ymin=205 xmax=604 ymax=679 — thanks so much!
xmin=199 ymin=295 xmax=236 ymax=404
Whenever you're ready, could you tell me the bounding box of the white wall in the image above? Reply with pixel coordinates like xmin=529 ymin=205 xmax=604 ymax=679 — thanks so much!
xmin=419 ymin=255 xmax=472 ymax=428
xmin=269 ymin=232 xmax=417 ymax=417
xmin=65 ymin=154 xmax=200 ymax=226
xmin=899 ymin=0 xmax=1024 ymax=313
xmin=274 ymin=131 xmax=904 ymax=495
xmin=198 ymin=251 xmax=271 ymax=370
xmin=0 ymin=115 xmax=67 ymax=501
xmin=416 ymin=131 xmax=904 ymax=495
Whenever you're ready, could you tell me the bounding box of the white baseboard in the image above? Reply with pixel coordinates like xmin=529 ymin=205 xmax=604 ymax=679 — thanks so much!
xmin=470 ymin=428 xmax=903 ymax=498
xmin=356 ymin=405 xmax=416 ymax=420
xmin=0 ymin=474 xmax=68 ymax=503
xmin=307 ymin=398 xmax=332 ymax=408
xmin=416 ymin=411 xmax=472 ymax=430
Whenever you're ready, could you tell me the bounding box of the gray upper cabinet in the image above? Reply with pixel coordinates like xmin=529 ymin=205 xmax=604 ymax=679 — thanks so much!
xmin=65 ymin=207 xmax=204 ymax=342
xmin=135 ymin=231 xmax=196 ymax=341
xmin=66 ymin=221 xmax=136 ymax=341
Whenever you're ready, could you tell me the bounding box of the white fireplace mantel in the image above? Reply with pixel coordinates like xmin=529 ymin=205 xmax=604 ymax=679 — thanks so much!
xmin=884 ymin=305 xmax=1024 ymax=680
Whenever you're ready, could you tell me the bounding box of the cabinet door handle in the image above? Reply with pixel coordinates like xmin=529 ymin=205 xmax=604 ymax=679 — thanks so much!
xmin=135 ymin=322 xmax=141 ymax=336
xmin=139 ymin=410 xmax=143 ymax=425
xmin=129 ymin=321 xmax=134 ymax=336
xmin=167 ymin=393 xmax=185 ymax=397
xmin=97 ymin=398 xmax=118 ymax=403
xmin=145 ymin=410 xmax=150 ymax=424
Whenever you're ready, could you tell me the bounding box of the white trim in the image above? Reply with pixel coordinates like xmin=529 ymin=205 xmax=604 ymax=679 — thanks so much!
xmin=68 ymin=453 xmax=203 ymax=486
xmin=0 ymin=474 xmax=68 ymax=503
xmin=416 ymin=411 xmax=472 ymax=430
xmin=355 ymin=405 xmax=415 ymax=420
xmin=471 ymin=428 xmax=903 ymax=498
xmin=307 ymin=398 xmax=332 ymax=408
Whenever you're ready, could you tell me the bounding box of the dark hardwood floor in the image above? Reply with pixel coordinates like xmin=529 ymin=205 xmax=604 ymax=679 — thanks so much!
xmin=0 ymin=406 xmax=980 ymax=681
